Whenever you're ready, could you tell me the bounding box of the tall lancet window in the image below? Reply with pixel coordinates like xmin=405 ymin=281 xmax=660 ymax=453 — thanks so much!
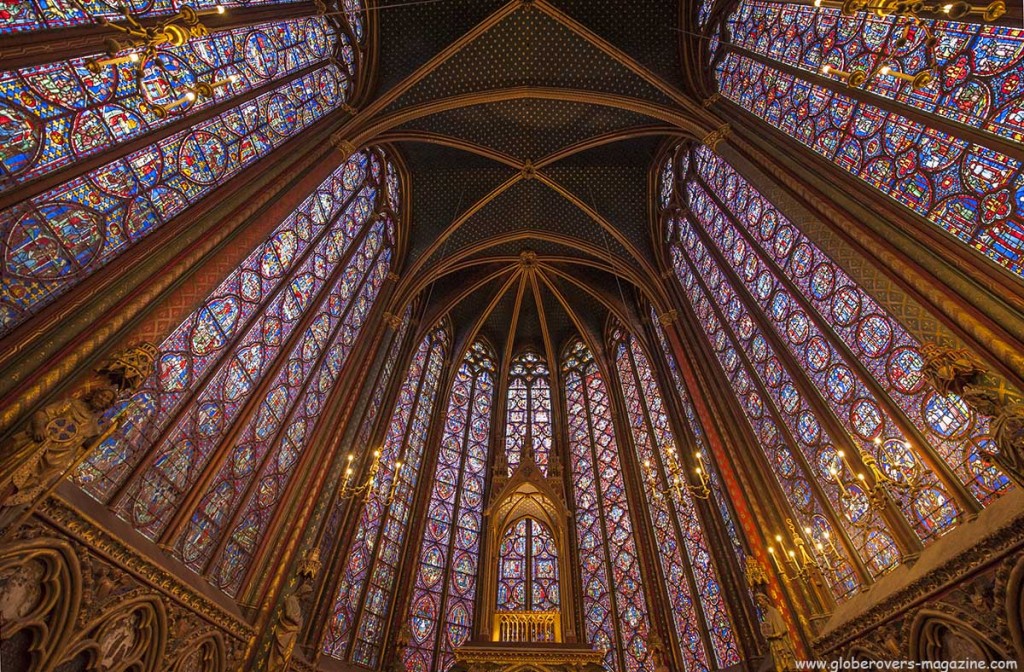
xmin=497 ymin=518 xmax=560 ymax=612
xmin=505 ymin=351 xmax=553 ymax=474
xmin=563 ymin=340 xmax=652 ymax=672
xmin=0 ymin=5 xmax=362 ymax=336
xmin=613 ymin=331 xmax=740 ymax=671
xmin=711 ymin=1 xmax=1024 ymax=278
xmin=324 ymin=322 xmax=450 ymax=667
xmin=665 ymin=143 xmax=1006 ymax=552
xmin=76 ymin=150 xmax=395 ymax=591
xmin=405 ymin=341 xmax=495 ymax=672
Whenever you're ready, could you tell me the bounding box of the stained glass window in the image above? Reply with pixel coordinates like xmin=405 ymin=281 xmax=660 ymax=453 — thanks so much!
xmin=324 ymin=323 xmax=450 ymax=666
xmin=681 ymin=166 xmax=961 ymax=541
xmin=405 ymin=341 xmax=494 ymax=672
xmin=0 ymin=17 xmax=359 ymax=337
xmin=75 ymin=149 xmax=395 ymax=567
xmin=714 ymin=2 xmax=1024 ymax=280
xmin=651 ymin=315 xmax=749 ymax=581
xmin=315 ymin=307 xmax=412 ymax=597
xmin=687 ymin=144 xmax=1006 ymax=505
xmin=505 ymin=351 xmax=552 ymax=475
xmin=77 ymin=150 xmax=380 ymax=500
xmin=496 ymin=517 xmax=560 ymax=614
xmin=1 ymin=0 xmax=338 ymax=35
xmin=564 ymin=341 xmax=652 ymax=672
xmin=613 ymin=332 xmax=739 ymax=669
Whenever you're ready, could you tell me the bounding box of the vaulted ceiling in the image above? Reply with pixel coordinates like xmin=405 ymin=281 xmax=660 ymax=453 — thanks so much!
xmin=336 ymin=0 xmax=722 ymax=357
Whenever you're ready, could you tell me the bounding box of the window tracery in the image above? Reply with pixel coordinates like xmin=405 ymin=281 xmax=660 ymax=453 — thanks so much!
xmin=563 ymin=340 xmax=652 ymax=672
xmin=613 ymin=331 xmax=740 ymax=670
xmin=505 ymin=351 xmax=552 ymax=475
xmin=659 ymin=139 xmax=1013 ymax=599
xmin=712 ymin=2 xmax=1024 ymax=279
xmin=324 ymin=322 xmax=450 ymax=666
xmin=75 ymin=148 xmax=395 ymax=593
xmin=405 ymin=341 xmax=494 ymax=672
xmin=0 ymin=11 xmax=360 ymax=337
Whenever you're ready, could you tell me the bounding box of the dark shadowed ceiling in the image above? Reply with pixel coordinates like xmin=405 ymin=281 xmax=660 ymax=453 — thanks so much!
xmin=337 ymin=0 xmax=721 ymax=359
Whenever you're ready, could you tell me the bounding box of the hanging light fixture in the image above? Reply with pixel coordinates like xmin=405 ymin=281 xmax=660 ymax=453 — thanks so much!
xmin=813 ymin=0 xmax=1005 ymax=90
xmin=84 ymin=5 xmax=238 ymax=117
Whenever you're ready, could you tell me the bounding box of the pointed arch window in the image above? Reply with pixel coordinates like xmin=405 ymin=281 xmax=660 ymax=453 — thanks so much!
xmin=668 ymin=144 xmax=1007 ymax=530
xmin=316 ymin=307 xmax=412 ymax=593
xmin=563 ymin=340 xmax=652 ymax=672
xmin=650 ymin=316 xmax=749 ymax=580
xmin=324 ymin=322 xmax=450 ymax=667
xmin=613 ymin=332 xmax=740 ymax=670
xmin=659 ymin=140 xmax=1013 ymax=595
xmin=0 ymin=11 xmax=361 ymax=337
xmin=505 ymin=351 xmax=553 ymax=475
xmin=75 ymin=148 xmax=395 ymax=592
xmin=405 ymin=341 xmax=495 ymax=672
xmin=711 ymin=2 xmax=1024 ymax=278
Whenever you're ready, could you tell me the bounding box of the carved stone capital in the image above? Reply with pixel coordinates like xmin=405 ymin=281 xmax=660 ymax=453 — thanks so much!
xmin=921 ymin=343 xmax=987 ymax=397
xmin=701 ymin=123 xmax=730 ymax=151
xmin=702 ymin=92 xmax=722 ymax=108
xmin=383 ymin=312 xmax=404 ymax=330
xmin=331 ymin=133 xmax=357 ymax=158
xmin=655 ymin=309 xmax=678 ymax=326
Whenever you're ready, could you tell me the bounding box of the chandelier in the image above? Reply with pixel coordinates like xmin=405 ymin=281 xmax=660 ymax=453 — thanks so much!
xmin=84 ymin=5 xmax=240 ymax=117
xmin=814 ymin=0 xmax=1006 ymax=90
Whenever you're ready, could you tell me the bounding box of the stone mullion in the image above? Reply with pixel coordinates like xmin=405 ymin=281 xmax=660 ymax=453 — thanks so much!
xmin=599 ymin=340 xmax=686 ymax=672
xmin=1 ymin=60 xmax=328 ymax=211
xmin=654 ymin=296 xmax=786 ymax=657
xmin=238 ymin=290 xmax=401 ymax=670
xmin=347 ymin=339 xmax=436 ymax=662
xmin=0 ymin=116 xmax=346 ymax=439
xmin=684 ymin=196 xmax=937 ymax=547
xmin=307 ymin=314 xmax=416 ymax=654
xmin=245 ymin=279 xmax=400 ymax=614
xmin=623 ymin=341 xmax=720 ymax=664
xmin=428 ymin=368 xmax=479 ymax=671
xmin=0 ymin=3 xmax=320 ymax=70
xmin=693 ymin=169 xmax=983 ymax=521
xmin=152 ymin=200 xmax=381 ymax=547
xmin=715 ymin=106 xmax=1024 ymax=383
xmin=724 ymin=42 xmax=1024 ymax=164
xmin=473 ymin=343 xmax=511 ymax=641
xmin=103 ymin=174 xmax=376 ymax=509
xmin=381 ymin=342 xmax=455 ymax=671
xmin=197 ymin=243 xmax=386 ymax=576
xmin=577 ymin=364 xmax=628 ymax=672
xmin=675 ymin=228 xmax=873 ymax=590
xmin=640 ymin=316 xmax=761 ymax=661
